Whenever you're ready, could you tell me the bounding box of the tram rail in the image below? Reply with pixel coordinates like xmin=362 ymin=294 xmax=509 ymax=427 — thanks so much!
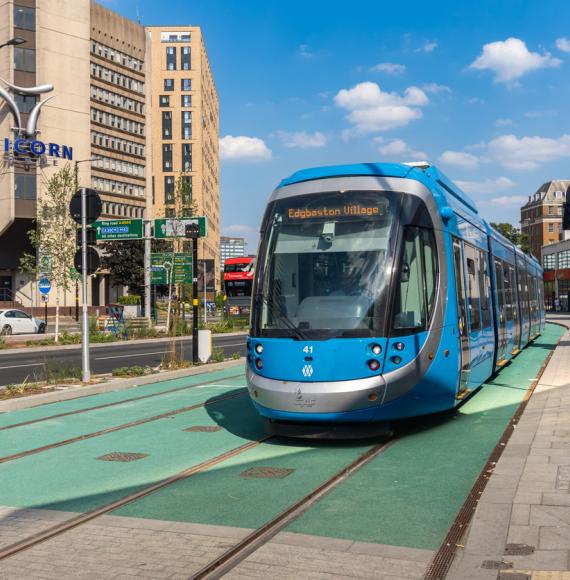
xmin=0 ymin=372 xmax=244 ymax=432
xmin=0 ymin=388 xmax=248 ymax=464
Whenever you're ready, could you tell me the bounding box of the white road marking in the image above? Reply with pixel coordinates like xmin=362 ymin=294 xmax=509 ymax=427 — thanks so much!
xmin=0 ymin=362 xmax=44 ymax=370
xmin=95 ymin=351 xmax=167 ymax=360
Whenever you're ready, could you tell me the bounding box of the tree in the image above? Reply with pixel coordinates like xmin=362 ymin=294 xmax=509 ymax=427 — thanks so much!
xmin=101 ymin=240 xmax=144 ymax=296
xmin=490 ymin=222 xmax=522 ymax=246
xmin=29 ymin=164 xmax=77 ymax=341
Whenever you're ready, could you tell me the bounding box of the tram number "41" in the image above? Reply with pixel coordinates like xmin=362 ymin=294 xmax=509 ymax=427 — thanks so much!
xmin=302 ymin=345 xmax=313 ymax=354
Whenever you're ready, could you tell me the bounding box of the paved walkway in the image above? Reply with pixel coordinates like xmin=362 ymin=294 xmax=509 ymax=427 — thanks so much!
xmin=448 ymin=314 xmax=570 ymax=579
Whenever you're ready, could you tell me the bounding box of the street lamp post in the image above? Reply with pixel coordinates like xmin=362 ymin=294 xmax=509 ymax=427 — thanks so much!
xmin=0 ymin=37 xmax=26 ymax=50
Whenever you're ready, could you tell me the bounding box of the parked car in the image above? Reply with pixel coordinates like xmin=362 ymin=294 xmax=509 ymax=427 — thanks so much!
xmin=0 ymin=310 xmax=46 ymax=335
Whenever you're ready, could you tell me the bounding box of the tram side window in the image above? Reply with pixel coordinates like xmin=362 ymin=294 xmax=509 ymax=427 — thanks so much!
xmin=503 ymin=263 xmax=514 ymax=321
xmin=392 ymin=227 xmax=437 ymax=333
xmin=478 ymin=249 xmax=492 ymax=328
xmin=508 ymin=266 xmax=517 ymax=319
xmin=519 ymin=270 xmax=529 ymax=319
xmin=464 ymin=244 xmax=481 ymax=331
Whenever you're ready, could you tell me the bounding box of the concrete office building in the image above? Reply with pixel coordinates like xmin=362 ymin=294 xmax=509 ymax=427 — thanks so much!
xmin=520 ymin=180 xmax=569 ymax=260
xmin=0 ymin=1 xmax=219 ymax=307
xmin=220 ymin=236 xmax=246 ymax=267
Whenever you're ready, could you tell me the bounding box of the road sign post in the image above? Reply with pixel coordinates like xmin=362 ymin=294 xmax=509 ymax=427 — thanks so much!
xmin=185 ymin=223 xmax=201 ymax=364
xmin=69 ymin=188 xmax=102 ymax=383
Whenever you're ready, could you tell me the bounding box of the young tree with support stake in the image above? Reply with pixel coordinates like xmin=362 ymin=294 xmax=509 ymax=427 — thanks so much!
xmin=25 ymin=164 xmax=77 ymax=341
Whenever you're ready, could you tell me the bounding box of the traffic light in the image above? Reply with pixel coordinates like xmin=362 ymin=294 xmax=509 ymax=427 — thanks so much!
xmin=74 ymin=225 xmax=100 ymax=275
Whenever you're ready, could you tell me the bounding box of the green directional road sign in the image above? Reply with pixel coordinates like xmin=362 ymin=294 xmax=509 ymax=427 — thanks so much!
xmin=93 ymin=219 xmax=143 ymax=241
xmin=154 ymin=217 xmax=207 ymax=239
xmin=151 ymin=253 xmax=193 ymax=285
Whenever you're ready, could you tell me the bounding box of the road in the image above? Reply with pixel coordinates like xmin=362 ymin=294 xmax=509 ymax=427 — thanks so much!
xmin=0 ymin=334 xmax=247 ymax=386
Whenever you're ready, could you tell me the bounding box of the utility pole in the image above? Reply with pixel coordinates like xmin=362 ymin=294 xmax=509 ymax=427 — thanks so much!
xmin=144 ymin=220 xmax=151 ymax=325
xmin=80 ymin=187 xmax=90 ymax=382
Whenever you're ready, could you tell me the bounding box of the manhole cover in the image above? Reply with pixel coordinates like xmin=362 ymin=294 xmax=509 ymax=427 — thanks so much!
xmin=240 ymin=467 xmax=295 ymax=479
xmin=97 ymin=452 xmax=149 ymax=462
xmin=505 ymin=544 xmax=535 ymax=556
xmin=498 ymin=573 xmax=531 ymax=580
xmin=184 ymin=426 xmax=223 ymax=432
xmin=481 ymin=560 xmax=513 ymax=570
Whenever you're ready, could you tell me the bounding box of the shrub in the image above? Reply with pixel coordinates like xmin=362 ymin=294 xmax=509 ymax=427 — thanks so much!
xmin=112 ymin=365 xmax=150 ymax=377
xmin=231 ymin=351 xmax=241 ymax=360
xmin=211 ymin=348 xmax=225 ymax=363
xmin=118 ymin=295 xmax=141 ymax=305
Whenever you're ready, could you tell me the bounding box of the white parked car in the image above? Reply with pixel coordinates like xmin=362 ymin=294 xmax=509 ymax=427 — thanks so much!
xmin=0 ymin=310 xmax=46 ymax=335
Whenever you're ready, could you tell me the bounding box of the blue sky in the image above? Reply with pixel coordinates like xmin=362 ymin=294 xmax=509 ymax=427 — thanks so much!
xmin=103 ymin=0 xmax=570 ymax=250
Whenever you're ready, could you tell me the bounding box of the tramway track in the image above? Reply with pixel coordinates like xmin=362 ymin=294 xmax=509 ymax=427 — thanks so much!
xmin=191 ymin=437 xmax=397 ymax=580
xmin=0 ymin=433 xmax=396 ymax=569
xmin=0 ymin=388 xmax=248 ymax=464
xmin=0 ymin=437 xmax=270 ymax=561
xmin=0 ymin=372 xmax=244 ymax=432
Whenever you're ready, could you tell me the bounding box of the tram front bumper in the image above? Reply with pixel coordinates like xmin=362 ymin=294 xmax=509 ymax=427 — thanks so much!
xmin=246 ymin=367 xmax=386 ymax=420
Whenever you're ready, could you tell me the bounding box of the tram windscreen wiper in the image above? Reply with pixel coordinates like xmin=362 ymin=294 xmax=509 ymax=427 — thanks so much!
xmin=256 ymin=294 xmax=307 ymax=340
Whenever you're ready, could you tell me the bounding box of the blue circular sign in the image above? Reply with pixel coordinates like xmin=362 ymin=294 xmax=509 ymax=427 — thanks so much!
xmin=38 ymin=278 xmax=51 ymax=295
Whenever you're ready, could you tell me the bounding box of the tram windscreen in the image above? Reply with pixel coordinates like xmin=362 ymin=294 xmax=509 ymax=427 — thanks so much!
xmin=256 ymin=191 xmax=399 ymax=338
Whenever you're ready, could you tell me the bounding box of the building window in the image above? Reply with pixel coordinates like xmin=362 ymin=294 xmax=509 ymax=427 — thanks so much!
xmin=166 ymin=46 xmax=176 ymax=70
xmin=14 ymin=47 xmax=35 ymax=73
xmin=181 ymin=111 xmax=192 ymax=140
xmin=181 ymin=78 xmax=191 ymax=91
xmin=181 ymin=94 xmax=192 ymax=107
xmin=14 ymin=173 xmax=36 ymax=200
xmin=182 ymin=143 xmax=192 ymax=171
xmin=14 ymin=4 xmax=35 ymax=30
xmin=164 ymin=176 xmax=175 ymax=204
xmin=162 ymin=111 xmax=172 ymax=139
xmin=559 ymin=250 xmax=570 ymax=269
xmin=14 ymin=94 xmax=37 ymax=114
xmin=180 ymin=176 xmax=192 ymax=207
xmin=162 ymin=144 xmax=173 ymax=171
xmin=548 ymin=206 xmax=554 ymax=215
xmin=543 ymin=254 xmax=556 ymax=271
xmin=181 ymin=46 xmax=191 ymax=70
xmin=549 ymin=223 xmax=554 ymax=233
xmin=164 ymin=78 xmax=174 ymax=91
xmin=159 ymin=95 xmax=170 ymax=107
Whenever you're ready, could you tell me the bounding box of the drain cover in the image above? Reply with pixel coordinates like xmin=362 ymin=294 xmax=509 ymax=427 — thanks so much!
xmin=97 ymin=452 xmax=149 ymax=462
xmin=240 ymin=467 xmax=295 ymax=479
xmin=481 ymin=560 xmax=513 ymax=570
xmin=184 ymin=426 xmax=223 ymax=432
xmin=505 ymin=544 xmax=535 ymax=556
xmin=498 ymin=573 xmax=531 ymax=580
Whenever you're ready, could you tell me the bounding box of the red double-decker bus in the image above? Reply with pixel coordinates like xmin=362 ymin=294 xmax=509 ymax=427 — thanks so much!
xmin=223 ymin=257 xmax=254 ymax=313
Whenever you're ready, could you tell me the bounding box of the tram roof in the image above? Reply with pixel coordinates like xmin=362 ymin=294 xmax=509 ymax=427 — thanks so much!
xmin=278 ymin=162 xmax=479 ymax=213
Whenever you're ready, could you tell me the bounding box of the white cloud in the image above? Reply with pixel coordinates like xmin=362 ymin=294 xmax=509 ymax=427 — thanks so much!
xmin=470 ymin=37 xmax=561 ymax=83
xmin=219 ymin=135 xmax=272 ymax=162
xmin=488 ymin=195 xmax=528 ymax=206
xmin=277 ymin=131 xmax=326 ymax=149
xmin=422 ymin=83 xmax=451 ymax=94
xmin=334 ymin=82 xmax=429 ymax=133
xmin=223 ymin=224 xmax=257 ymax=236
xmin=455 ymin=177 xmax=516 ymax=195
xmin=556 ymin=37 xmax=570 ymax=52
xmin=494 ymin=118 xmax=513 ymax=127
xmin=377 ymin=138 xmax=427 ymax=159
xmin=485 ymin=134 xmax=570 ymax=169
xmin=298 ymin=44 xmax=315 ymax=59
xmin=439 ymin=151 xmax=480 ymax=169
xmin=417 ymin=41 xmax=437 ymax=53
xmin=370 ymin=62 xmax=406 ymax=75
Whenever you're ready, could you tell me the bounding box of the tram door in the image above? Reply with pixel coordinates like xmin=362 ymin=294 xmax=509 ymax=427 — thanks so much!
xmin=494 ymin=258 xmax=508 ymax=363
xmin=453 ymin=239 xmax=471 ymax=392
xmin=509 ymin=265 xmax=521 ymax=352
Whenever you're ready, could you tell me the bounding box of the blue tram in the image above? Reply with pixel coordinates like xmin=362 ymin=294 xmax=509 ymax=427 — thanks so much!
xmin=245 ymin=162 xmax=545 ymax=430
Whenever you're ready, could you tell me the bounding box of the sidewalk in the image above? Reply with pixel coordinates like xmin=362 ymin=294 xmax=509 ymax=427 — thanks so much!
xmin=448 ymin=315 xmax=570 ymax=579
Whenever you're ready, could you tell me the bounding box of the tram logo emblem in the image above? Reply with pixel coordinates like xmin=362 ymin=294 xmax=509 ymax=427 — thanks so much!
xmin=301 ymin=365 xmax=313 ymax=378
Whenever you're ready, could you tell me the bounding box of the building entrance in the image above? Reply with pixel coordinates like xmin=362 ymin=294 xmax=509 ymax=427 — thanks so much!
xmin=0 ymin=276 xmax=12 ymax=301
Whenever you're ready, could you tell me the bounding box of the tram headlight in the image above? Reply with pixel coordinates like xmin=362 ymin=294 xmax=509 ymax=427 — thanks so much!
xmin=390 ymin=356 xmax=402 ymax=365
xmin=368 ymin=359 xmax=380 ymax=371
xmin=255 ymin=358 xmax=263 ymax=370
xmin=394 ymin=342 xmax=405 ymax=351
xmin=370 ymin=344 xmax=382 ymax=355
xmin=255 ymin=344 xmax=263 ymax=354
